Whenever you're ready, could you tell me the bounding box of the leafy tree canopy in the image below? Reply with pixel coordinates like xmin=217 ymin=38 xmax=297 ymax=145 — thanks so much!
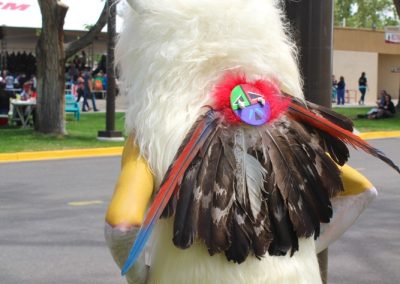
xmin=335 ymin=0 xmax=399 ymax=28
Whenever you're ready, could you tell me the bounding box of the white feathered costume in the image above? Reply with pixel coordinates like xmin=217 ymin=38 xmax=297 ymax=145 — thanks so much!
xmin=105 ymin=1 xmax=380 ymax=283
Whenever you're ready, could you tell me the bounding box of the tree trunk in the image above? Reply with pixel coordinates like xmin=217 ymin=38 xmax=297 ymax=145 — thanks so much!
xmin=36 ymin=0 xmax=68 ymax=135
xmin=35 ymin=1 xmax=107 ymax=135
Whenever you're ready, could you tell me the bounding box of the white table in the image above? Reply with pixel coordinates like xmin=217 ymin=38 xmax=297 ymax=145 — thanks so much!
xmin=11 ymin=99 xmax=36 ymax=128
xmin=5 ymin=88 xmax=22 ymax=95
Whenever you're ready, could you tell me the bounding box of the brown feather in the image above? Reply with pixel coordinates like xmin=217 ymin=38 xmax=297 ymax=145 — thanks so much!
xmin=173 ymin=157 xmax=202 ymax=248
xmin=225 ymin=205 xmax=252 ymax=263
xmin=262 ymin=126 xmax=315 ymax=238
xmin=209 ymin=138 xmax=235 ymax=254
xmin=197 ymin=133 xmax=223 ymax=250
xmin=280 ymin=119 xmax=342 ymax=226
xmin=161 ymin=110 xmax=221 ymax=218
xmin=265 ymin=171 xmax=298 ymax=256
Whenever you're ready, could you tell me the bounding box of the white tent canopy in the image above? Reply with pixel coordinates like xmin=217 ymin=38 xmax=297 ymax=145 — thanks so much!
xmin=0 ymin=0 xmax=124 ymax=31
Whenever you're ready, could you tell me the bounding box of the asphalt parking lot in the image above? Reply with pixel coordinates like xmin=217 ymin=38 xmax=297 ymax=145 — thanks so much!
xmin=0 ymin=138 xmax=399 ymax=284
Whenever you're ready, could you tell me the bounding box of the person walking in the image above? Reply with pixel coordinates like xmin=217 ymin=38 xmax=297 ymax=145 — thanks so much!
xmin=358 ymin=72 xmax=367 ymax=105
xmin=332 ymin=75 xmax=338 ymax=102
xmin=337 ymin=76 xmax=345 ymax=105
xmin=82 ymin=67 xmax=99 ymax=112
xmin=76 ymin=76 xmax=90 ymax=111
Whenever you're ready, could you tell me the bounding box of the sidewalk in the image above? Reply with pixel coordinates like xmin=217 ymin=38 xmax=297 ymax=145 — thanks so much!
xmin=332 ymin=98 xmax=399 ymax=107
xmin=95 ymin=95 xmax=127 ymax=112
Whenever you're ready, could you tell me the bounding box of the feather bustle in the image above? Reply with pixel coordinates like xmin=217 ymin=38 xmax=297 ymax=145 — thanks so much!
xmin=137 ymin=95 xmax=400 ymax=269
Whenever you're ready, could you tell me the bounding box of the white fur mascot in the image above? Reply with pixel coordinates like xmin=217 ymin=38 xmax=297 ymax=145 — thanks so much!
xmin=105 ymin=0 xmax=399 ymax=283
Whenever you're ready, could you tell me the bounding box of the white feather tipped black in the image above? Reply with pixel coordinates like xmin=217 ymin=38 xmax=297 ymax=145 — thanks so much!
xmin=234 ymin=129 xmax=267 ymax=222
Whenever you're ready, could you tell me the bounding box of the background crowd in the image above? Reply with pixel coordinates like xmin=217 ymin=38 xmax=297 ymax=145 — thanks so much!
xmin=0 ymin=51 xmax=110 ymax=118
xmin=332 ymin=72 xmax=397 ymax=120
xmin=66 ymin=52 xmax=109 ymax=112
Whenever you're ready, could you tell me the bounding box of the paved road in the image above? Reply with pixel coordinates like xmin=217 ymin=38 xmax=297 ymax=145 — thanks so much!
xmin=0 ymin=138 xmax=399 ymax=283
xmin=0 ymin=157 xmax=125 ymax=284
xmin=329 ymin=138 xmax=400 ymax=284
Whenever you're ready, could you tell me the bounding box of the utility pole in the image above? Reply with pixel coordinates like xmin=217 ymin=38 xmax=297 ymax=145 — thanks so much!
xmin=284 ymin=1 xmax=334 ymax=283
xmin=98 ymin=0 xmax=124 ymax=141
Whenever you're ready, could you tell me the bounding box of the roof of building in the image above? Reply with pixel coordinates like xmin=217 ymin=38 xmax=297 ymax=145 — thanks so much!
xmin=0 ymin=0 xmax=124 ymax=32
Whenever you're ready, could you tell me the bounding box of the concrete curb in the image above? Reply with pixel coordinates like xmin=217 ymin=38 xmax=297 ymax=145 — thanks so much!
xmin=0 ymin=147 xmax=123 ymax=163
xmin=0 ymin=131 xmax=399 ymax=163
xmin=358 ymin=131 xmax=400 ymax=140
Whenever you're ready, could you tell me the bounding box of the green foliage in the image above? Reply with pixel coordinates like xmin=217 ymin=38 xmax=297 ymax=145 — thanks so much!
xmin=335 ymin=0 xmax=399 ymax=28
xmin=83 ymin=24 xmax=95 ymax=31
xmin=335 ymin=0 xmax=354 ymax=26
xmin=0 ymin=112 xmax=126 ymax=153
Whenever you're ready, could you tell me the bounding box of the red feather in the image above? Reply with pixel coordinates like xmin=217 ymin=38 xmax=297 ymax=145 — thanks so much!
xmin=288 ymin=102 xmax=400 ymax=173
xmin=145 ymin=113 xmax=218 ymax=226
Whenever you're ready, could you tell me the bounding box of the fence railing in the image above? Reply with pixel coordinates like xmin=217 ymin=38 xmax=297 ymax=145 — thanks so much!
xmin=345 ymin=89 xmax=358 ymax=104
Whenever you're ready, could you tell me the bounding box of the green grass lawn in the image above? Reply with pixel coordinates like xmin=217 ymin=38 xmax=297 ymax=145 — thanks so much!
xmin=1 ymin=108 xmax=398 ymax=154
xmin=333 ymin=107 xmax=400 ymax=132
xmin=0 ymin=112 xmax=126 ymax=153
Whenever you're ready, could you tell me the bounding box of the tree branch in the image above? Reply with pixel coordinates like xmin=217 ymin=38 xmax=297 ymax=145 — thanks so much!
xmin=394 ymin=0 xmax=400 ymax=19
xmin=64 ymin=1 xmax=108 ymax=59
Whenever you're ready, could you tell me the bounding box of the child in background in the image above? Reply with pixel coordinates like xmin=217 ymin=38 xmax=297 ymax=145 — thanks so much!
xmin=20 ymin=81 xmax=32 ymax=101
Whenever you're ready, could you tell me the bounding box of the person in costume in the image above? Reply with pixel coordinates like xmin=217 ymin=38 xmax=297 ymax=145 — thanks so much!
xmin=106 ymin=136 xmax=380 ymax=284
xmin=105 ymin=1 xmax=399 ymax=283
